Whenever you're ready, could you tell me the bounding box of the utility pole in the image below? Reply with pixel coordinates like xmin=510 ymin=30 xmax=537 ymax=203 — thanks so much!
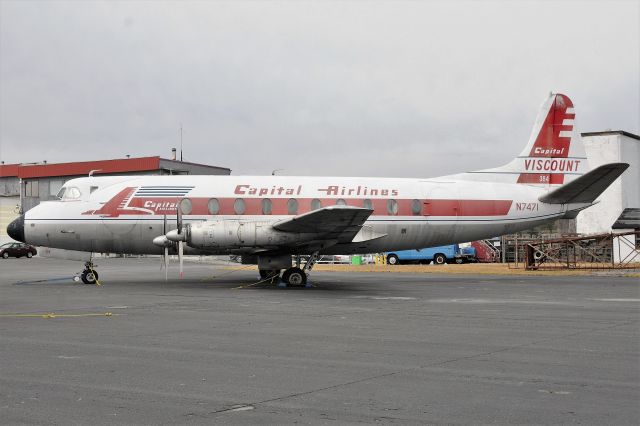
xmin=180 ymin=124 xmax=183 ymax=161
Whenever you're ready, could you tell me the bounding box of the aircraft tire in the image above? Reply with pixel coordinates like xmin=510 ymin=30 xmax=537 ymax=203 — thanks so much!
xmin=387 ymin=254 xmax=399 ymax=265
xmin=81 ymin=270 xmax=98 ymax=285
xmin=282 ymin=267 xmax=306 ymax=286
xmin=434 ymin=254 xmax=447 ymax=265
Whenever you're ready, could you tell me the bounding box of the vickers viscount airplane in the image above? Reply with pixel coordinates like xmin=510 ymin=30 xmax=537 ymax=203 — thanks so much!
xmin=7 ymin=93 xmax=628 ymax=285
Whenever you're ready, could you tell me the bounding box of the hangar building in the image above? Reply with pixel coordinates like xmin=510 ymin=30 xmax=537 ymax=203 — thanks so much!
xmin=577 ymin=131 xmax=639 ymax=234
xmin=0 ymin=155 xmax=230 ymax=244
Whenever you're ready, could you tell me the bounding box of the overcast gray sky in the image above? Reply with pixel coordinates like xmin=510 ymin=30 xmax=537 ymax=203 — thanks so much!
xmin=0 ymin=0 xmax=638 ymax=177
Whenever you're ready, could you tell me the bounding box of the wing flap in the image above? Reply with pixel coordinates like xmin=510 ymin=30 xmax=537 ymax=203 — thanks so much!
xmin=539 ymin=163 xmax=629 ymax=204
xmin=351 ymin=225 xmax=388 ymax=243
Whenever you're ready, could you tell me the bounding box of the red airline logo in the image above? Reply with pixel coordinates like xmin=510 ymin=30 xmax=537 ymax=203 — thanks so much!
xmin=528 ymin=93 xmax=574 ymax=158
xmin=82 ymin=187 xmax=152 ymax=217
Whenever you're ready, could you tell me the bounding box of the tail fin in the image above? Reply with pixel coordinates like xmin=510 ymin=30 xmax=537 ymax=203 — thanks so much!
xmin=471 ymin=93 xmax=590 ymax=185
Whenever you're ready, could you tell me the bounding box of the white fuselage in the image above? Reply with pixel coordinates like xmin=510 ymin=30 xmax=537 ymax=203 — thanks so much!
xmin=22 ymin=174 xmax=578 ymax=255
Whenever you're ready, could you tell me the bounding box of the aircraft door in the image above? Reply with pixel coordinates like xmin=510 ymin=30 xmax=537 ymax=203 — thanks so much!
xmin=423 ymin=185 xmax=459 ymax=245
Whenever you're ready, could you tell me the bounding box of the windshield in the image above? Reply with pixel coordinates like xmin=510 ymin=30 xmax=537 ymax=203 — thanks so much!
xmin=66 ymin=187 xmax=81 ymax=199
xmin=0 ymin=243 xmax=11 ymax=248
xmin=58 ymin=186 xmax=81 ymax=200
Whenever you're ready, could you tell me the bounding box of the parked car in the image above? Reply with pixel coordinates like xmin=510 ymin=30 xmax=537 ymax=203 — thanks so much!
xmin=385 ymin=244 xmax=477 ymax=265
xmin=0 ymin=242 xmax=37 ymax=259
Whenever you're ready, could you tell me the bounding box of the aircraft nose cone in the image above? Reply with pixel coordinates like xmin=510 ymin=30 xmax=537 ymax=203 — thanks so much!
xmin=7 ymin=215 xmax=25 ymax=243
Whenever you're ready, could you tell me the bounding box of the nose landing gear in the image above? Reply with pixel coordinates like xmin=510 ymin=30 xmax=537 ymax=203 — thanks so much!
xmin=80 ymin=261 xmax=99 ymax=285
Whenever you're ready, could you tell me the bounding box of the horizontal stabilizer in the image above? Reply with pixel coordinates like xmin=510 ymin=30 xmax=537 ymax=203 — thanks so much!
xmin=539 ymin=163 xmax=629 ymax=204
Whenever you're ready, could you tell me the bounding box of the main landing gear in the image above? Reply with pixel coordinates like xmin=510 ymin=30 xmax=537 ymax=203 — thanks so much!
xmin=282 ymin=267 xmax=306 ymax=286
xmin=258 ymin=252 xmax=320 ymax=287
xmin=80 ymin=261 xmax=99 ymax=285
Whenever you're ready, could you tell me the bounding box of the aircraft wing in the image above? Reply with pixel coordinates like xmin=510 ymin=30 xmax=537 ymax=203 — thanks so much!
xmin=273 ymin=205 xmax=374 ymax=243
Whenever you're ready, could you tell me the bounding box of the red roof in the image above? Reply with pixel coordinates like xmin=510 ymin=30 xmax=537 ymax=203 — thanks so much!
xmin=0 ymin=164 xmax=19 ymax=177
xmin=0 ymin=157 xmax=162 ymax=179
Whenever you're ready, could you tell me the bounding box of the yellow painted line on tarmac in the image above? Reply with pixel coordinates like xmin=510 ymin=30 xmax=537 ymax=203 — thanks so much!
xmin=201 ymin=264 xmax=256 ymax=282
xmin=0 ymin=312 xmax=113 ymax=319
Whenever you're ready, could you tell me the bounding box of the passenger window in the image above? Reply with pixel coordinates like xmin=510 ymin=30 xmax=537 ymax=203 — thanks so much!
xmin=287 ymin=198 xmax=298 ymax=215
xmin=412 ymin=199 xmax=422 ymax=215
xmin=336 ymin=199 xmax=347 ymax=206
xmin=208 ymin=198 xmax=220 ymax=215
xmin=311 ymin=199 xmax=322 ymax=211
xmin=363 ymin=199 xmax=373 ymax=210
xmin=262 ymin=198 xmax=272 ymax=215
xmin=234 ymin=198 xmax=246 ymax=215
xmin=180 ymin=198 xmax=192 ymax=215
xmin=387 ymin=199 xmax=398 ymax=215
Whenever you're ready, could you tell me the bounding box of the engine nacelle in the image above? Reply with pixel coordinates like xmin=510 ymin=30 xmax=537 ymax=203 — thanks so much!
xmin=186 ymin=220 xmax=317 ymax=249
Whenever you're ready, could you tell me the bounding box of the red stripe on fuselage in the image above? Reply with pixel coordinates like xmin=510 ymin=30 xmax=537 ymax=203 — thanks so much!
xmin=120 ymin=197 xmax=513 ymax=217
xmin=424 ymin=199 xmax=513 ymax=216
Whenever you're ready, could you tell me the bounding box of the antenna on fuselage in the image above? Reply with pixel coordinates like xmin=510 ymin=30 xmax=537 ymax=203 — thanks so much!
xmin=88 ymin=169 xmax=102 ymax=177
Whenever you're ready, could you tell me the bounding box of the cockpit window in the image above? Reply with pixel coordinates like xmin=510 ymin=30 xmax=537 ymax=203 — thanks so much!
xmin=56 ymin=187 xmax=66 ymax=199
xmin=62 ymin=186 xmax=81 ymax=200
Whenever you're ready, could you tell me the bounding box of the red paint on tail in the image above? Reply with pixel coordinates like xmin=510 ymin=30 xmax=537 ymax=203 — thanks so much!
xmin=517 ymin=173 xmax=564 ymax=184
xmin=528 ymin=94 xmax=574 ymax=158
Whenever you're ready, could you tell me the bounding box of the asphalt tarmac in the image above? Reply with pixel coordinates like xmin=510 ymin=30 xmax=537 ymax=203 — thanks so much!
xmin=1 ymin=257 xmax=638 ymax=425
